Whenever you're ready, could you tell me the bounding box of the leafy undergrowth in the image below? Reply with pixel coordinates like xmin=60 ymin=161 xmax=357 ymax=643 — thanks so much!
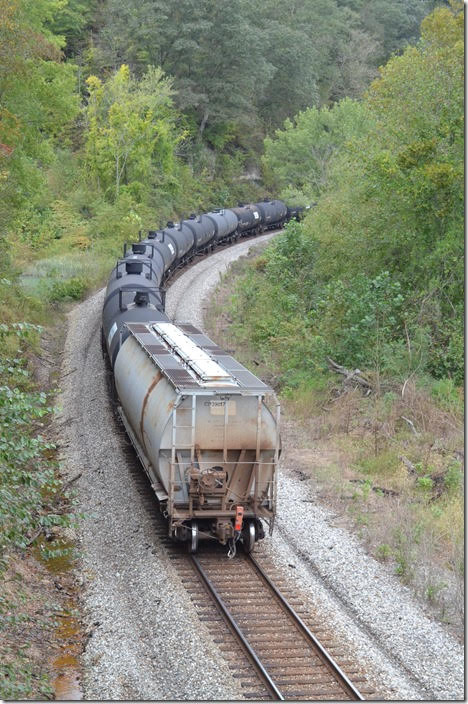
xmin=20 ymin=251 xmax=112 ymax=304
xmin=206 ymin=250 xmax=464 ymax=632
xmin=2 ymin=560 xmax=57 ymax=700
xmin=0 ymin=322 xmax=78 ymax=699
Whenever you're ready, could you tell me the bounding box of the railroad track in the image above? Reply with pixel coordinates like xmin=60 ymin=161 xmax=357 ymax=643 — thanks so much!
xmin=113 ymin=396 xmax=375 ymax=700
xmin=171 ymin=545 xmax=373 ymax=701
xmin=116 ymin=388 xmax=376 ymax=701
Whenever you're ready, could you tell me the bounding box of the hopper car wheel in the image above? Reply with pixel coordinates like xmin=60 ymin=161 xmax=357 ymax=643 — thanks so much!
xmin=188 ymin=521 xmax=199 ymax=553
xmin=242 ymin=520 xmax=256 ymax=554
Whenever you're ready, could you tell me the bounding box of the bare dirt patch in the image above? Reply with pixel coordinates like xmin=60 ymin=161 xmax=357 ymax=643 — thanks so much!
xmin=1 ymin=547 xmax=83 ymax=700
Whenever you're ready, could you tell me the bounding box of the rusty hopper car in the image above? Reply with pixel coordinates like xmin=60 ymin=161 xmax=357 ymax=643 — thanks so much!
xmin=114 ymin=320 xmax=280 ymax=554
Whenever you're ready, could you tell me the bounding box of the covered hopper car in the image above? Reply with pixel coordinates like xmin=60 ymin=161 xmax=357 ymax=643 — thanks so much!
xmin=115 ymin=321 xmax=280 ymax=554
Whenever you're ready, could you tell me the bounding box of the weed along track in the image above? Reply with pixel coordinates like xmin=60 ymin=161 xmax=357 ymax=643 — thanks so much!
xmin=169 ymin=544 xmax=373 ymax=701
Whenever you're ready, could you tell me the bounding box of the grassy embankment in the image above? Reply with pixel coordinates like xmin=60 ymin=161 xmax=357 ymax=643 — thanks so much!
xmin=206 ymin=246 xmax=464 ymax=631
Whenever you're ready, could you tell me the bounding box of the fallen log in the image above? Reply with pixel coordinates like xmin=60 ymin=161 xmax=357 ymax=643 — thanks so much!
xmin=326 ymin=357 xmax=373 ymax=390
xmin=349 ymin=478 xmax=399 ymax=497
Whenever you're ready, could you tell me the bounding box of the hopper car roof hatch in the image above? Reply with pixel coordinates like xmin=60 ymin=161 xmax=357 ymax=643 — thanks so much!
xmin=124 ymin=321 xmax=271 ymax=394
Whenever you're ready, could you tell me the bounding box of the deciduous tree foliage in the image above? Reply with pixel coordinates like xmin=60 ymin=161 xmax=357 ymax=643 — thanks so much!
xmin=90 ymin=0 xmax=273 ymax=134
xmin=263 ymin=99 xmax=375 ymax=201
xmin=85 ymin=64 xmax=179 ymax=201
xmin=248 ymin=3 xmax=464 ymax=382
xmin=91 ymin=0 xmax=434 ymax=133
xmin=47 ymin=0 xmax=98 ymax=57
xmin=0 ymin=0 xmax=78 ymax=252
xmin=312 ymin=3 xmax=463 ymax=296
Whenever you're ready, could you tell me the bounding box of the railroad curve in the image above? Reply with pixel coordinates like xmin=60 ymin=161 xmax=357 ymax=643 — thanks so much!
xmin=165 ymin=230 xmax=280 ymax=324
xmin=56 ymin=234 xmax=281 ymax=700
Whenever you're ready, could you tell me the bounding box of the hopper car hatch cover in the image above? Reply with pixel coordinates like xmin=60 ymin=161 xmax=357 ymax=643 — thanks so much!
xmin=124 ymin=321 xmax=271 ymax=393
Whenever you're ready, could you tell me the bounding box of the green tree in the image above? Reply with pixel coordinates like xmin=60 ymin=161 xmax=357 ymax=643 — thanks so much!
xmin=93 ymin=0 xmax=427 ymax=133
xmin=263 ymin=98 xmax=375 ymax=200
xmin=85 ymin=64 xmax=180 ymax=201
xmin=357 ymin=0 xmax=437 ymax=64
xmin=91 ymin=0 xmax=273 ymax=135
xmin=258 ymin=2 xmax=463 ymax=382
xmin=47 ymin=0 xmax=98 ymax=58
xmin=312 ymin=2 xmax=463 ymax=293
xmin=0 ymin=0 xmax=79 ymax=242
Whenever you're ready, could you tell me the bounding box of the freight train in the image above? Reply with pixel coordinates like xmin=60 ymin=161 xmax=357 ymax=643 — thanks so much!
xmin=102 ymin=199 xmax=303 ymax=554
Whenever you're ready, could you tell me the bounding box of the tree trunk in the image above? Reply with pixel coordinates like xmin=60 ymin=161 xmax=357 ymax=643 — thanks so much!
xmin=199 ymin=109 xmax=209 ymax=136
xmin=115 ymin=153 xmax=120 ymax=198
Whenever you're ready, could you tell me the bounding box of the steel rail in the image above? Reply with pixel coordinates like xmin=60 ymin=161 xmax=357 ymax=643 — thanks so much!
xmin=248 ymin=554 xmax=364 ymax=701
xmin=190 ymin=555 xmax=285 ymax=700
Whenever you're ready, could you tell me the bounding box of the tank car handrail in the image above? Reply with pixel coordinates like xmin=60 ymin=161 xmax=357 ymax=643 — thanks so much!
xmin=103 ymin=285 xmax=165 ymax=312
xmin=115 ymin=257 xmax=154 ymax=280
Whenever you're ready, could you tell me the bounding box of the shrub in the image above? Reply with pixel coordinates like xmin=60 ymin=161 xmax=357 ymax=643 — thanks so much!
xmin=444 ymin=461 xmax=462 ymax=493
xmin=416 ymin=476 xmax=434 ymax=492
xmin=0 ymin=325 xmax=72 ymax=568
xmin=376 ymin=543 xmax=392 ymax=561
xmin=48 ymin=277 xmax=86 ymax=302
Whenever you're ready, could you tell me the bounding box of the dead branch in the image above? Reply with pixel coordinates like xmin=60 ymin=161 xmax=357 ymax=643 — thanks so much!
xmin=400 ymin=455 xmax=417 ymax=476
xmin=26 ymin=527 xmax=44 ymax=547
xmin=349 ymin=479 xmax=399 ymax=496
xmin=326 ymin=357 xmax=373 ymax=390
xmin=401 ymin=376 xmax=411 ymax=398
xmin=60 ymin=367 xmax=77 ymax=379
xmin=62 ymin=472 xmax=82 ymax=491
xmin=401 ymin=416 xmax=419 ymax=436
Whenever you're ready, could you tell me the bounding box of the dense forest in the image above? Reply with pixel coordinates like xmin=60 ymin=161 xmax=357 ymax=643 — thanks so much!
xmin=242 ymin=3 xmax=463 ymax=385
xmin=1 ymin=0 xmax=439 ymax=279
xmin=0 ymin=0 xmax=463 ymax=697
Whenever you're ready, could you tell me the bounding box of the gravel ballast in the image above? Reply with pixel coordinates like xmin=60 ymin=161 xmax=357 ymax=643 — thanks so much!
xmin=260 ymin=474 xmax=464 ymax=699
xmin=57 ymin=233 xmax=464 ymax=700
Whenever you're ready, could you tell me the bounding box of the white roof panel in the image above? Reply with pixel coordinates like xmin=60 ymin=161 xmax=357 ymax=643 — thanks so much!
xmin=152 ymin=322 xmax=235 ymax=384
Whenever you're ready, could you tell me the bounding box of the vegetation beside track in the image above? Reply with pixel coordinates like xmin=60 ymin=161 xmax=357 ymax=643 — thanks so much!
xmin=206 ymin=248 xmax=463 ymax=631
xmin=0 ymin=319 xmax=81 ymax=699
xmin=207 ymin=6 xmax=466 ymax=634
xmin=261 ymin=4 xmax=463 ymax=386
xmin=207 ymin=5 xmax=464 ymax=627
